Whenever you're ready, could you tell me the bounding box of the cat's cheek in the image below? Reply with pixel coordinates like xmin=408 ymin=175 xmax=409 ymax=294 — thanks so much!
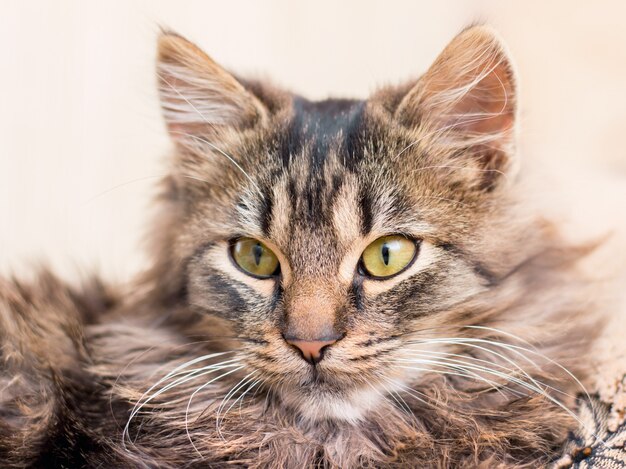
xmin=362 ymin=241 xmax=439 ymax=296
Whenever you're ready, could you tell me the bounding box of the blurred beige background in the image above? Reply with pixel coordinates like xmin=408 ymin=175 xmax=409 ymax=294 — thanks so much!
xmin=1 ymin=0 xmax=625 ymax=282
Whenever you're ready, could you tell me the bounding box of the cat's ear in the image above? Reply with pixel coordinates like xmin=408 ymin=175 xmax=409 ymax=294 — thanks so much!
xmin=156 ymin=31 xmax=267 ymax=145
xmin=396 ymin=25 xmax=517 ymax=181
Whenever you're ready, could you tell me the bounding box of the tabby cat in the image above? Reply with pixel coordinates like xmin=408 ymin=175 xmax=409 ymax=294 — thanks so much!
xmin=0 ymin=26 xmax=604 ymax=467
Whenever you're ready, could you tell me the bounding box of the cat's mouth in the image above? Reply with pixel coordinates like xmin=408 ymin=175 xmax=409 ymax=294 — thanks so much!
xmin=301 ymin=366 xmax=333 ymax=386
xmin=290 ymin=349 xmax=373 ymax=387
xmin=287 ymin=363 xmax=346 ymax=389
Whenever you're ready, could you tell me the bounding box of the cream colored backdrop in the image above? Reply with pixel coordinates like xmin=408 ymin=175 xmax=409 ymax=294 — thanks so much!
xmin=1 ymin=1 xmax=625 ymax=282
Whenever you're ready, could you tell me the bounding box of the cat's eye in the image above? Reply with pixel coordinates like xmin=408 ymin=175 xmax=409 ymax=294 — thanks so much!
xmin=230 ymin=237 xmax=280 ymax=278
xmin=360 ymin=235 xmax=418 ymax=279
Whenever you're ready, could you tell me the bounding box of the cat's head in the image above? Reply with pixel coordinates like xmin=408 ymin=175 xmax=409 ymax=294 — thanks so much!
xmin=152 ymin=26 xmax=535 ymax=421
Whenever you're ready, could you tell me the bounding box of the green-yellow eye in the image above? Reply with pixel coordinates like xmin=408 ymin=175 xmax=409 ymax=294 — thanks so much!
xmin=230 ymin=238 xmax=280 ymax=278
xmin=360 ymin=235 xmax=418 ymax=279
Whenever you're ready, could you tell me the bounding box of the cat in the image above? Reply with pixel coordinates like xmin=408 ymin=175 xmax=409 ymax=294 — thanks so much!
xmin=0 ymin=25 xmax=607 ymax=467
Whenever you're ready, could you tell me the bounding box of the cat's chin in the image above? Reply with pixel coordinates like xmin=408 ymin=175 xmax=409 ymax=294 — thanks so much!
xmin=277 ymin=384 xmax=383 ymax=423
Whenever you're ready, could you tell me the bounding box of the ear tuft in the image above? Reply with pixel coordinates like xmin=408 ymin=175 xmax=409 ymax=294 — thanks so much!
xmin=156 ymin=32 xmax=266 ymax=144
xmin=396 ymin=25 xmax=518 ymax=182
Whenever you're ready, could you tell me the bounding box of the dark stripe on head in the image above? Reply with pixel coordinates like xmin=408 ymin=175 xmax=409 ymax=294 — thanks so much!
xmin=278 ymin=97 xmax=367 ymax=171
xmin=286 ymin=175 xmax=298 ymax=214
xmin=258 ymin=186 xmax=274 ymax=236
xmin=341 ymin=101 xmax=367 ymax=170
xmin=358 ymin=186 xmax=374 ymax=235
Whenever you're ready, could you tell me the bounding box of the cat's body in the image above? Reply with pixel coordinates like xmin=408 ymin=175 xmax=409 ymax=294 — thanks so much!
xmin=0 ymin=26 xmax=609 ymax=467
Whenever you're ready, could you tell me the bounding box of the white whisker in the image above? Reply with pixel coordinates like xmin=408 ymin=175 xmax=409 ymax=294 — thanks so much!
xmin=463 ymin=325 xmax=592 ymax=402
xmin=215 ymin=371 xmax=258 ymax=440
xmin=222 ymin=376 xmax=262 ymax=426
xmin=378 ymin=375 xmax=424 ymax=414
xmin=410 ymin=338 xmax=548 ymax=393
xmin=395 ymin=360 xmax=509 ymax=398
xmin=401 ymin=336 xmax=607 ymax=447
xmin=127 ymin=362 xmax=242 ymax=445
xmin=404 ymin=350 xmax=573 ymax=399
xmin=236 ymin=377 xmax=264 ymax=420
xmin=184 ymin=365 xmax=246 ymax=458
xmin=122 ymin=351 xmax=238 ymax=449
xmin=382 ymin=373 xmax=442 ymax=410
xmin=368 ymin=377 xmax=410 ymax=417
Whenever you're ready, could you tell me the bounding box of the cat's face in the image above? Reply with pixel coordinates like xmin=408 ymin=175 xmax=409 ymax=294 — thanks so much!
xmin=156 ymin=27 xmax=518 ymax=421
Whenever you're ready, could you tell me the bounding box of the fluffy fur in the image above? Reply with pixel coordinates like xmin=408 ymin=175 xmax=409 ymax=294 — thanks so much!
xmin=0 ymin=26 xmax=606 ymax=467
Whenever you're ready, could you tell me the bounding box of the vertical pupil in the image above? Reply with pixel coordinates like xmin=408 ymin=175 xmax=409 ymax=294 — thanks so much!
xmin=381 ymin=243 xmax=390 ymax=266
xmin=253 ymin=243 xmax=263 ymax=266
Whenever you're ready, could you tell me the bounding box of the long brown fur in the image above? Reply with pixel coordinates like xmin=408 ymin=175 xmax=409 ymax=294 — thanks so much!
xmin=0 ymin=26 xmax=606 ymax=468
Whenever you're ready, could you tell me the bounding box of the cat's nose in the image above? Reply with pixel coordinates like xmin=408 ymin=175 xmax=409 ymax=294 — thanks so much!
xmin=284 ymin=336 xmax=340 ymax=364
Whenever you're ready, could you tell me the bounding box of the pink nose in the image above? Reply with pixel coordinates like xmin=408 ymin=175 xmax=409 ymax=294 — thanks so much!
xmin=285 ymin=338 xmax=338 ymax=364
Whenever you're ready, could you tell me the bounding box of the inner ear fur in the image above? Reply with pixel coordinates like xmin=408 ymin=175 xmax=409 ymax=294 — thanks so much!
xmin=394 ymin=26 xmax=518 ymax=187
xmin=156 ymin=31 xmax=268 ymax=144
